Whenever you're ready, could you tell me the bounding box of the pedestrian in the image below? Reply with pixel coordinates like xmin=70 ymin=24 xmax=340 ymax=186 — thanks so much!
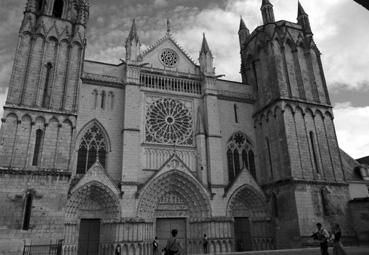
xmin=202 ymin=234 xmax=208 ymax=253
xmin=164 ymin=229 xmax=181 ymax=255
xmin=311 ymin=223 xmax=330 ymax=255
xmin=153 ymin=236 xmax=159 ymax=255
xmin=115 ymin=244 xmax=121 ymax=255
xmin=331 ymin=224 xmax=347 ymax=255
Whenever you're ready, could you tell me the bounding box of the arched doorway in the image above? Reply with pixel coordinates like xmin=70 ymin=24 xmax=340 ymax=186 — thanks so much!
xmin=63 ymin=181 xmax=120 ymax=255
xmin=227 ymin=185 xmax=274 ymax=251
xmin=137 ymin=169 xmax=211 ymax=254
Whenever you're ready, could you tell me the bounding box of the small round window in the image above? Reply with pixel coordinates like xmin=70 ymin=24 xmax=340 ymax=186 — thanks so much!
xmin=160 ymin=48 xmax=179 ymax=67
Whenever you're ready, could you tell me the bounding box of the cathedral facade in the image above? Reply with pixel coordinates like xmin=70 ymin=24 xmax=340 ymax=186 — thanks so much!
xmin=0 ymin=0 xmax=368 ymax=254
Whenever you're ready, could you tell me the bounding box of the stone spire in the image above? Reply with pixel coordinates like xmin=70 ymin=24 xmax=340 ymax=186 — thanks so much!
xmin=125 ymin=18 xmax=141 ymax=61
xmin=297 ymin=1 xmax=312 ymax=36
xmin=261 ymin=0 xmax=275 ymax=24
xmin=238 ymin=16 xmax=250 ymax=49
xmin=199 ymin=33 xmax=214 ymax=75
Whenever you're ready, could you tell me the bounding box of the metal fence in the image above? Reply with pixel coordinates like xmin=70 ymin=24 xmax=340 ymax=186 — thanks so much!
xmin=23 ymin=241 xmax=63 ymax=255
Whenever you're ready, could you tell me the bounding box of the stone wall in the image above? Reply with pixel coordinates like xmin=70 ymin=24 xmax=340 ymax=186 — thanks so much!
xmin=349 ymin=198 xmax=369 ymax=244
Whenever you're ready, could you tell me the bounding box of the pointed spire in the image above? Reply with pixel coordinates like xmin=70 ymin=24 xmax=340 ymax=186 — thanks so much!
xmin=297 ymin=1 xmax=312 ymax=36
xmin=167 ymin=18 xmax=171 ymax=33
xmin=125 ymin=18 xmax=141 ymax=61
xmin=297 ymin=1 xmax=307 ymax=17
xmin=126 ymin=18 xmax=139 ymax=43
xmin=261 ymin=0 xmax=275 ymax=24
xmin=199 ymin=33 xmax=214 ymax=75
xmin=239 ymin=16 xmax=247 ymax=31
xmin=239 ymin=16 xmax=250 ymax=49
xmin=200 ymin=33 xmax=213 ymax=57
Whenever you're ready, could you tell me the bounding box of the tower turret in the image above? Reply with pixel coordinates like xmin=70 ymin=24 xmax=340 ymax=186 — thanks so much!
xmin=261 ymin=0 xmax=275 ymax=24
xmin=199 ymin=33 xmax=215 ymax=75
xmin=125 ymin=19 xmax=141 ymax=62
xmin=297 ymin=1 xmax=312 ymax=36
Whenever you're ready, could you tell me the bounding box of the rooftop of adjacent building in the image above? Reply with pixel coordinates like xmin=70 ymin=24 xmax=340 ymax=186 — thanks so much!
xmin=354 ymin=0 xmax=369 ymax=10
xmin=357 ymin=156 xmax=369 ymax=165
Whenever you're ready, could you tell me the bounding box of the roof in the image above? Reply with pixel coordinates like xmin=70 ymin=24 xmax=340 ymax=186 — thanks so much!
xmin=354 ymin=0 xmax=369 ymax=10
xmin=357 ymin=156 xmax=369 ymax=165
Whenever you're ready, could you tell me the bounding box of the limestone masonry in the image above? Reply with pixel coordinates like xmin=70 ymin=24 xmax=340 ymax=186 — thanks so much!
xmin=0 ymin=0 xmax=368 ymax=254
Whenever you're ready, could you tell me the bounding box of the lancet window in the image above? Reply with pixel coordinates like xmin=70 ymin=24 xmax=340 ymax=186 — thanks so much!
xmin=76 ymin=124 xmax=107 ymax=174
xmin=227 ymin=132 xmax=256 ymax=183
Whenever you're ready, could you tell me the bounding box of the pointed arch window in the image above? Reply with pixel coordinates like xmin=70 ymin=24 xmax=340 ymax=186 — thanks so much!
xmin=32 ymin=129 xmax=44 ymax=166
xmin=101 ymin=91 xmax=106 ymax=109
xmin=234 ymin=104 xmax=239 ymax=123
xmin=42 ymin=63 xmax=53 ymax=108
xmin=227 ymin=132 xmax=256 ymax=183
xmin=52 ymin=0 xmax=64 ymax=18
xmin=309 ymin=131 xmax=320 ymax=174
xmin=76 ymin=124 xmax=107 ymax=174
xmin=22 ymin=192 xmax=33 ymax=230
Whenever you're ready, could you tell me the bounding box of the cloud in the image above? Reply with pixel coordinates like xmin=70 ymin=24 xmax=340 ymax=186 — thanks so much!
xmin=333 ymin=102 xmax=369 ymax=158
xmin=154 ymin=0 xmax=168 ymax=7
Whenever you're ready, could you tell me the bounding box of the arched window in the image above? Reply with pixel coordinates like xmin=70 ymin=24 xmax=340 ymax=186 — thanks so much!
xmin=252 ymin=60 xmax=259 ymax=92
xmin=32 ymin=129 xmax=44 ymax=166
xmin=271 ymin=192 xmax=278 ymax=218
xmin=309 ymin=131 xmax=320 ymax=173
xmin=42 ymin=63 xmax=53 ymax=108
xmin=52 ymin=0 xmax=64 ymax=18
xmin=227 ymin=132 xmax=256 ymax=183
xmin=234 ymin=104 xmax=238 ymax=123
xmin=92 ymin=90 xmax=98 ymax=109
xmin=101 ymin=91 xmax=106 ymax=109
xmin=266 ymin=137 xmax=273 ymax=179
xmin=22 ymin=192 xmax=33 ymax=230
xmin=76 ymin=124 xmax=107 ymax=174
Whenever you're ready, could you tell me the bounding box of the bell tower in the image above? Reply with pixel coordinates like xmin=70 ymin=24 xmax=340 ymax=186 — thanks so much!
xmin=240 ymin=1 xmax=347 ymax=248
xmin=0 ymin=0 xmax=89 ymax=170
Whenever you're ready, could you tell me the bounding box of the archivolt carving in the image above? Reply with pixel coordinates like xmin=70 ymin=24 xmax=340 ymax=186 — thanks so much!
xmin=137 ymin=170 xmax=210 ymax=219
xmin=65 ymin=180 xmax=120 ymax=221
xmin=227 ymin=185 xmax=268 ymax=219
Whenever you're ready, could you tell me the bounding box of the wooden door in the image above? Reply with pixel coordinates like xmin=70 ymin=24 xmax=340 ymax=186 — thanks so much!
xmin=234 ymin=217 xmax=252 ymax=251
xmin=78 ymin=219 xmax=100 ymax=255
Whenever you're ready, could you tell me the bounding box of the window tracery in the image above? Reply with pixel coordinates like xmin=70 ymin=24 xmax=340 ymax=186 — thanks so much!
xmin=145 ymin=97 xmax=193 ymax=146
xmin=227 ymin=132 xmax=256 ymax=183
xmin=76 ymin=124 xmax=107 ymax=174
xmin=160 ymin=48 xmax=179 ymax=67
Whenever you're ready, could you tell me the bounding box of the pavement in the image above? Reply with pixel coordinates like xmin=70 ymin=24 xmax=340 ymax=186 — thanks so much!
xmin=191 ymin=246 xmax=369 ymax=255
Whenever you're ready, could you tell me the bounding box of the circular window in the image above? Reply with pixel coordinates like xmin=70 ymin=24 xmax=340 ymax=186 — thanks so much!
xmin=145 ymin=98 xmax=193 ymax=145
xmin=159 ymin=48 xmax=179 ymax=67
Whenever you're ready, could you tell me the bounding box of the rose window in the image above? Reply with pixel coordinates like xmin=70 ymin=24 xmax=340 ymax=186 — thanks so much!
xmin=146 ymin=98 xmax=193 ymax=145
xmin=159 ymin=48 xmax=178 ymax=67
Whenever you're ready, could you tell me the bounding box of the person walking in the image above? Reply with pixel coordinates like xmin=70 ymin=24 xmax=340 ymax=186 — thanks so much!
xmin=202 ymin=234 xmax=208 ymax=254
xmin=312 ymin=223 xmax=330 ymax=255
xmin=165 ymin=229 xmax=182 ymax=255
xmin=153 ymin=236 xmax=159 ymax=255
xmin=331 ymin=224 xmax=347 ymax=255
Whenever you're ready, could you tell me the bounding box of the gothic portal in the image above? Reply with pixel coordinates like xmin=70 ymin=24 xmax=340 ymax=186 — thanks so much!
xmin=0 ymin=0 xmax=368 ymax=254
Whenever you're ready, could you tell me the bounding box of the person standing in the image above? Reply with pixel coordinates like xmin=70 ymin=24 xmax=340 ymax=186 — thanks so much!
xmin=312 ymin=223 xmax=330 ymax=255
xmin=165 ymin=229 xmax=182 ymax=255
xmin=202 ymin=234 xmax=208 ymax=254
xmin=331 ymin=224 xmax=347 ymax=255
xmin=153 ymin=236 xmax=159 ymax=255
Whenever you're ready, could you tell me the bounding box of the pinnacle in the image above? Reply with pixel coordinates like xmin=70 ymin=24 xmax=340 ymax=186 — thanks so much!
xmin=239 ymin=16 xmax=248 ymax=31
xmin=200 ymin=33 xmax=212 ymax=57
xmin=298 ymin=1 xmax=307 ymax=16
xmin=127 ymin=18 xmax=139 ymax=42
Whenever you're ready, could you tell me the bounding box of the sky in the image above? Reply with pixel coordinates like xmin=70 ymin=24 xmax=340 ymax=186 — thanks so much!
xmin=0 ymin=0 xmax=368 ymax=158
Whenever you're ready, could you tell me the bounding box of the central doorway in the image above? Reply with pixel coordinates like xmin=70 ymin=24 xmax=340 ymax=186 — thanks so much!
xmin=156 ymin=218 xmax=186 ymax=253
xmin=78 ymin=219 xmax=100 ymax=255
xmin=234 ymin=217 xmax=252 ymax=251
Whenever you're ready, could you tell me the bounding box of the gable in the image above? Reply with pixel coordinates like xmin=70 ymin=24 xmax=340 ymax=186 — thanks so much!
xmin=141 ymin=35 xmax=200 ymax=75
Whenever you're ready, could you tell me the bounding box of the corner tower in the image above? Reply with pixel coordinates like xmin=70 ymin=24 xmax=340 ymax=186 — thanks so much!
xmin=240 ymin=1 xmax=348 ymax=248
xmin=0 ymin=0 xmax=89 ymax=169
